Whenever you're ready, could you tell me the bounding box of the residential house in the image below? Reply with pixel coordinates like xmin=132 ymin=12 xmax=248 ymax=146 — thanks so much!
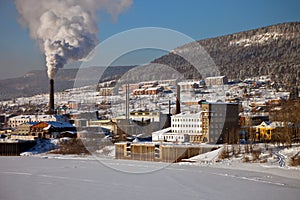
xmin=255 ymin=121 xmax=278 ymax=142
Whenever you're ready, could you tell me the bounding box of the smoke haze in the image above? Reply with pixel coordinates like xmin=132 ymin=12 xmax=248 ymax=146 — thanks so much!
xmin=14 ymin=0 xmax=132 ymax=79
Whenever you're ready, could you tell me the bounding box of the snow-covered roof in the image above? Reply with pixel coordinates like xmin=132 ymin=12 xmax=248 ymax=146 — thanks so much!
xmin=145 ymin=87 xmax=161 ymax=91
xmin=133 ymin=88 xmax=145 ymax=91
xmin=43 ymin=125 xmax=51 ymax=130
xmin=152 ymin=127 xmax=172 ymax=136
xmin=171 ymin=112 xmax=201 ymax=118
xmin=46 ymin=121 xmax=74 ymax=128
xmin=205 ymin=76 xmax=226 ymax=79
xmin=9 ymin=115 xmax=66 ymax=121
xmin=61 ymin=131 xmax=77 ymax=135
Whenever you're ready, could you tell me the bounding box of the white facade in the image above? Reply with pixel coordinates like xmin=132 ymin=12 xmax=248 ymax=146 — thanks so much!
xmin=171 ymin=112 xmax=202 ymax=134
xmin=158 ymin=133 xmax=189 ymax=143
xmin=8 ymin=115 xmax=66 ymax=128
xmin=130 ymin=111 xmax=162 ymax=122
xmin=152 ymin=127 xmax=189 ymax=143
xmin=152 ymin=112 xmax=202 ymax=143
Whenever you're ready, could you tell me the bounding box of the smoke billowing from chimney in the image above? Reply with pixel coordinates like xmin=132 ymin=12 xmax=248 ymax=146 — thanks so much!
xmin=14 ymin=0 xmax=132 ymax=79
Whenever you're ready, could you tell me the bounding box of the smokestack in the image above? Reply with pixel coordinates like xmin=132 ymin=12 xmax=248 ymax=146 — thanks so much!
xmin=49 ymin=79 xmax=55 ymax=115
xmin=175 ymin=84 xmax=181 ymax=114
xmin=125 ymin=84 xmax=129 ymax=120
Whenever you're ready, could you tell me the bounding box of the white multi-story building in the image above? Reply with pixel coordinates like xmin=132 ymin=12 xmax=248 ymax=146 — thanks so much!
xmin=152 ymin=127 xmax=189 ymax=143
xmin=8 ymin=115 xmax=67 ymax=128
xmin=171 ymin=112 xmax=202 ymax=134
xmin=152 ymin=112 xmax=202 ymax=143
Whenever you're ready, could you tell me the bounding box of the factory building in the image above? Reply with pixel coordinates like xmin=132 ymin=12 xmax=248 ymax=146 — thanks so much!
xmin=200 ymin=102 xmax=239 ymax=144
xmin=152 ymin=102 xmax=239 ymax=144
xmin=152 ymin=112 xmax=202 ymax=143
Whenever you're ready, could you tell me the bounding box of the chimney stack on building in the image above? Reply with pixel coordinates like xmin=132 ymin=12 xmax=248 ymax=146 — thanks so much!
xmin=175 ymin=84 xmax=181 ymax=114
xmin=49 ymin=79 xmax=55 ymax=115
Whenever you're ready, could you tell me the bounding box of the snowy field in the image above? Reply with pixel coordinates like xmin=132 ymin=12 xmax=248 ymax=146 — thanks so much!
xmin=0 ymin=156 xmax=300 ymax=200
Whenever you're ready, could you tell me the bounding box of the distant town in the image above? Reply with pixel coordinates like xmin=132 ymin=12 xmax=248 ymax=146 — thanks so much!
xmin=0 ymin=74 xmax=299 ymax=165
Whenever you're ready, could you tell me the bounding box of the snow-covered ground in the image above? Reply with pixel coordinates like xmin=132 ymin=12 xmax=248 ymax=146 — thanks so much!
xmin=182 ymin=147 xmax=223 ymax=163
xmin=178 ymin=144 xmax=300 ymax=180
xmin=2 ymin=139 xmax=300 ymax=200
xmin=19 ymin=139 xmax=300 ymax=180
xmin=0 ymin=155 xmax=300 ymax=200
xmin=20 ymin=139 xmax=59 ymax=156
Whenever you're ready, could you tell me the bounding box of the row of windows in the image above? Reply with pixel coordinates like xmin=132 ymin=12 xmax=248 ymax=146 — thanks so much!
xmin=172 ymin=118 xmax=200 ymax=122
xmin=211 ymin=119 xmax=224 ymax=123
xmin=10 ymin=120 xmax=28 ymax=123
xmin=163 ymin=135 xmax=184 ymax=140
xmin=190 ymin=135 xmax=202 ymax=141
xmin=210 ymin=113 xmax=224 ymax=117
xmin=172 ymin=124 xmax=200 ymax=128
xmin=9 ymin=119 xmax=51 ymax=123
xmin=15 ymin=133 xmax=40 ymax=136
xmin=18 ymin=129 xmax=30 ymax=132
xmin=131 ymin=112 xmax=158 ymax=116
xmin=202 ymin=121 xmax=208 ymax=125
xmin=172 ymin=130 xmax=201 ymax=133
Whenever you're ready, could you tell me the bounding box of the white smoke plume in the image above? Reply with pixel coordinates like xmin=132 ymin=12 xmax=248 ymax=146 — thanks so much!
xmin=14 ymin=0 xmax=132 ymax=79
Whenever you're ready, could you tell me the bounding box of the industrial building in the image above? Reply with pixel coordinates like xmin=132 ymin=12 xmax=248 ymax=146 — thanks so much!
xmin=200 ymin=102 xmax=239 ymax=144
xmin=152 ymin=102 xmax=239 ymax=144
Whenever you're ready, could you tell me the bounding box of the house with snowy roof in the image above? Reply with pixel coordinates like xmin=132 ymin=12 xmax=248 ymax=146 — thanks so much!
xmin=11 ymin=121 xmax=76 ymax=140
xmin=30 ymin=121 xmax=76 ymax=139
xmin=8 ymin=115 xmax=69 ymax=129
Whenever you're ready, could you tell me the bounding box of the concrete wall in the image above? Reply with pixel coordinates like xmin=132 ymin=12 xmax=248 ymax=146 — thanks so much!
xmin=115 ymin=142 xmax=217 ymax=163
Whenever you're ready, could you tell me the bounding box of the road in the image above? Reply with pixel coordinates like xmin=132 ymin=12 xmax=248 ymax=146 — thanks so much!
xmin=274 ymin=151 xmax=286 ymax=167
xmin=0 ymin=156 xmax=300 ymax=200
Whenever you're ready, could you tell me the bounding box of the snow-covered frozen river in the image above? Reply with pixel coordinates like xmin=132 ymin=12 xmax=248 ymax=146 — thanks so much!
xmin=0 ymin=156 xmax=299 ymax=200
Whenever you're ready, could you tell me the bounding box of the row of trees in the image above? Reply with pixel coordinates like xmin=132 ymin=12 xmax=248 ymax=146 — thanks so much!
xmin=270 ymin=100 xmax=300 ymax=147
xmin=217 ymin=100 xmax=300 ymax=161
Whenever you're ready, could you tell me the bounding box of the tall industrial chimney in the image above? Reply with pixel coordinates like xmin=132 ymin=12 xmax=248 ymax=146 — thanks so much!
xmin=175 ymin=84 xmax=181 ymax=114
xmin=49 ymin=79 xmax=55 ymax=115
xmin=125 ymin=84 xmax=129 ymax=119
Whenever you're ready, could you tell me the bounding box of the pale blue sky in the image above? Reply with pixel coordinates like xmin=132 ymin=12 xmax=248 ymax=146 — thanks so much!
xmin=0 ymin=0 xmax=299 ymax=79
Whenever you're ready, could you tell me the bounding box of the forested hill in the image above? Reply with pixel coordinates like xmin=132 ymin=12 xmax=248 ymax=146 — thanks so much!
xmin=0 ymin=66 xmax=134 ymax=100
xmin=1 ymin=22 xmax=299 ymax=100
xmin=153 ymin=22 xmax=300 ymax=90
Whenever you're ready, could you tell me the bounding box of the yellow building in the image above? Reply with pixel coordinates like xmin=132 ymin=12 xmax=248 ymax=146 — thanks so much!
xmin=255 ymin=121 xmax=273 ymax=142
